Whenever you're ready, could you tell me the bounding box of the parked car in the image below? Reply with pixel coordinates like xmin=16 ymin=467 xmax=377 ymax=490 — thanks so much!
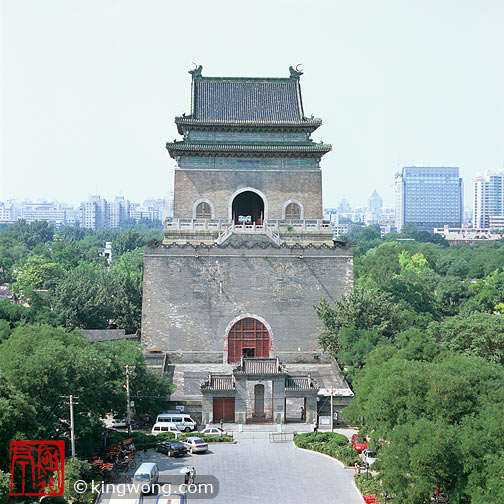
xmin=155 ymin=440 xmax=188 ymax=457
xmin=351 ymin=433 xmax=368 ymax=453
xmin=182 ymin=437 xmax=208 ymax=454
xmin=361 ymin=449 xmax=377 ymax=466
xmin=199 ymin=426 xmax=229 ymax=436
xmin=110 ymin=416 xmax=127 ymax=428
xmin=151 ymin=422 xmax=182 ymax=438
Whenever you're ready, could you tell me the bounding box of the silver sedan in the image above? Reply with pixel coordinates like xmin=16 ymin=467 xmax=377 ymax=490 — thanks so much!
xmin=182 ymin=437 xmax=209 ymax=453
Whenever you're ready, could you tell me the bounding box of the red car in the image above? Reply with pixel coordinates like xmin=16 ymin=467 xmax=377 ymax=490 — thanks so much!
xmin=351 ymin=433 xmax=368 ymax=453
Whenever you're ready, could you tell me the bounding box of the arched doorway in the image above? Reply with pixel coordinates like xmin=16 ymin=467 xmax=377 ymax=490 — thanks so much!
xmin=232 ymin=191 xmax=264 ymax=224
xmin=227 ymin=317 xmax=270 ymax=363
xmin=254 ymin=384 xmax=265 ymax=419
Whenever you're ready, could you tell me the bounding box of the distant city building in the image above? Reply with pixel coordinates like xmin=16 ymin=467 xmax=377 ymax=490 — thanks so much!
xmin=473 ymin=170 xmax=504 ymax=228
xmin=0 ymin=200 xmax=77 ymax=227
xmin=489 ymin=215 xmax=504 ymax=230
xmin=80 ymin=195 xmax=109 ymax=230
xmin=367 ymin=189 xmax=383 ymax=212
xmin=108 ymin=196 xmax=130 ymax=228
xmin=1 ymin=193 xmax=176 ymax=229
xmin=333 ymin=223 xmax=351 ymax=237
xmin=434 ymin=225 xmax=503 ymax=245
xmin=0 ymin=202 xmax=18 ymax=224
xmin=337 ymin=199 xmax=352 ymax=213
xmin=395 ymin=166 xmax=463 ymax=232
xmin=463 ymin=206 xmax=473 ymax=226
xmin=129 ymin=206 xmax=160 ymax=221
xmin=21 ymin=202 xmax=67 ymax=226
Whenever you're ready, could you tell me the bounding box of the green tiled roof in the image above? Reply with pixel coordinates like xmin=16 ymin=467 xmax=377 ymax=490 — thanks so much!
xmin=175 ymin=116 xmax=322 ymax=134
xmin=187 ymin=65 xmax=308 ymax=123
xmin=166 ymin=141 xmax=331 ymax=158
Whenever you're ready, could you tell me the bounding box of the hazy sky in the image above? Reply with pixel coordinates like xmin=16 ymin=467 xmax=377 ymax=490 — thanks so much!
xmin=1 ymin=0 xmax=503 ymax=209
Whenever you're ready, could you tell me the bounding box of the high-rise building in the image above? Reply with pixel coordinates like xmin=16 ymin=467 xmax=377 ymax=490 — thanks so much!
xmin=395 ymin=166 xmax=463 ymax=232
xmin=108 ymin=196 xmax=130 ymax=228
xmin=80 ymin=195 xmax=109 ymax=230
xmin=0 ymin=202 xmax=19 ymax=224
xmin=473 ymin=170 xmax=504 ymax=229
xmin=367 ymin=189 xmax=383 ymax=212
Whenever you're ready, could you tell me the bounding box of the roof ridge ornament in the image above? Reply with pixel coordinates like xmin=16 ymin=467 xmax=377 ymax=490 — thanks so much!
xmin=289 ymin=64 xmax=303 ymax=80
xmin=189 ymin=63 xmax=203 ymax=79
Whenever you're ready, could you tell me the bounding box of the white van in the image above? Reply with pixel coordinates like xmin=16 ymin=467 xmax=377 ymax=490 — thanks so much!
xmin=151 ymin=422 xmax=181 ymax=438
xmin=133 ymin=462 xmax=159 ymax=493
xmin=155 ymin=413 xmax=196 ymax=432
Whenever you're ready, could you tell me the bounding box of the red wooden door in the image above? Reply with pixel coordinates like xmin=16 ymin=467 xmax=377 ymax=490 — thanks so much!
xmin=213 ymin=397 xmax=235 ymax=421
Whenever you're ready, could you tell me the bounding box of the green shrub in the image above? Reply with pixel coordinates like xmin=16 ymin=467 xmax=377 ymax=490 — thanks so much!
xmin=179 ymin=433 xmax=233 ymax=442
xmin=105 ymin=431 xmax=169 ymax=452
xmin=131 ymin=431 xmax=169 ymax=449
xmin=354 ymin=473 xmax=385 ymax=501
xmin=156 ymin=432 xmax=176 ymax=442
xmin=293 ymin=432 xmax=361 ymax=466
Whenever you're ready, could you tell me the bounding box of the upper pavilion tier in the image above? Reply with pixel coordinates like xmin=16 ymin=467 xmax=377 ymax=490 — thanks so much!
xmin=167 ymin=66 xmax=331 ymax=158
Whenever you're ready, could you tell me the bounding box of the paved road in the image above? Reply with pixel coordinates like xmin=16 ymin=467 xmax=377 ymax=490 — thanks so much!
xmin=102 ymin=431 xmax=362 ymax=504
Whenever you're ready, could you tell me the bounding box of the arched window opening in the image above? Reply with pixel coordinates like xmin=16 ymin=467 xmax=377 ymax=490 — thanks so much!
xmin=196 ymin=201 xmax=212 ymax=219
xmin=285 ymin=202 xmax=301 ymax=220
xmin=227 ymin=317 xmax=270 ymax=363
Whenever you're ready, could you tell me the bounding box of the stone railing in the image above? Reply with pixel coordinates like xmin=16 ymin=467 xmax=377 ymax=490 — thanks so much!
xmin=165 ymin=219 xmax=332 ymax=232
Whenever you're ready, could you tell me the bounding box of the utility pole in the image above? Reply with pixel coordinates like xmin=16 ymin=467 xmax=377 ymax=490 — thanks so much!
xmin=61 ymin=395 xmax=79 ymax=456
xmin=330 ymin=386 xmax=334 ymax=432
xmin=125 ymin=365 xmax=136 ymax=436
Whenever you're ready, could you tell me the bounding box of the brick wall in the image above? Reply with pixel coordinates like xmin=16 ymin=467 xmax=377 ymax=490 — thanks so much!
xmin=141 ymin=236 xmax=353 ymax=364
xmin=173 ymin=164 xmax=323 ymax=220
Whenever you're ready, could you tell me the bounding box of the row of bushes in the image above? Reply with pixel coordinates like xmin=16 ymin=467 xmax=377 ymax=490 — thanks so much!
xmin=181 ymin=433 xmax=234 ymax=443
xmin=105 ymin=430 xmax=175 ymax=451
xmin=293 ymin=432 xmax=361 ymax=466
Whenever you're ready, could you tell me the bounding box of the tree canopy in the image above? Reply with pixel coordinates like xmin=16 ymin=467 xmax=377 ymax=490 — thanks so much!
xmin=317 ymin=227 xmax=504 ymax=503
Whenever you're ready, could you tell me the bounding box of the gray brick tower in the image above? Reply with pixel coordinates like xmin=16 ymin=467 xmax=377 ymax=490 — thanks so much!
xmin=141 ymin=66 xmax=354 ymax=424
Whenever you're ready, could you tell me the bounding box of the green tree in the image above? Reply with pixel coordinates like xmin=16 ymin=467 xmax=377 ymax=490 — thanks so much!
xmin=469 ymin=269 xmax=504 ymax=312
xmin=394 ymin=328 xmax=440 ymax=362
xmin=336 ymin=328 xmax=385 ymax=368
xmin=0 ymin=325 xmax=173 ymax=458
xmin=379 ymin=419 xmax=460 ymax=503
xmin=9 ymin=220 xmax=54 ymax=248
xmin=316 ymin=288 xmax=402 ymax=356
xmin=15 ymin=255 xmax=65 ymax=293
xmin=428 ymin=312 xmax=504 ymax=364
xmin=345 ymin=354 xmax=504 ymax=503
xmin=0 ymin=372 xmax=37 ymax=471
xmin=112 ymin=230 xmax=147 ymax=258
xmin=53 ymin=263 xmax=112 ymax=329
xmin=357 ymin=242 xmax=400 ymax=288
xmin=0 ymin=470 xmax=9 ymax=504
xmin=108 ymin=271 xmax=142 ymax=333
xmin=49 ymin=238 xmax=84 ymax=270
xmin=435 ymin=275 xmax=470 ymax=316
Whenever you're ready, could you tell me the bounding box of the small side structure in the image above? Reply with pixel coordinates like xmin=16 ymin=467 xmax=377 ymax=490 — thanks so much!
xmin=201 ymin=357 xmax=319 ymax=424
